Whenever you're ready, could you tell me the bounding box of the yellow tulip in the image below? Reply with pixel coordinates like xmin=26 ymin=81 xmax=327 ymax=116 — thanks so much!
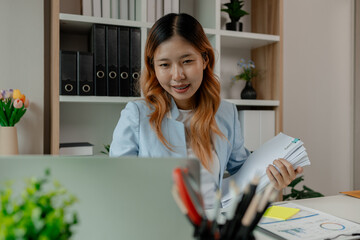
xmin=12 ymin=89 xmax=22 ymax=99
xmin=12 ymin=89 xmax=25 ymax=103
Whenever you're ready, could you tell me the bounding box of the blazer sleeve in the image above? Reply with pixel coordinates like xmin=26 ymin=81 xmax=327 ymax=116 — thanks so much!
xmin=109 ymin=101 xmax=140 ymax=157
xmin=226 ymin=103 xmax=251 ymax=175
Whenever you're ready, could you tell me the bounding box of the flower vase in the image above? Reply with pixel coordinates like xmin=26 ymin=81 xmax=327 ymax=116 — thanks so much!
xmin=241 ymin=81 xmax=257 ymax=99
xmin=225 ymin=22 xmax=243 ymax=31
xmin=0 ymin=126 xmax=19 ymax=155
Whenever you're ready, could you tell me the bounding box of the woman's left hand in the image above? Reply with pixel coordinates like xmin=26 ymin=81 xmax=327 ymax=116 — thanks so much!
xmin=266 ymin=158 xmax=303 ymax=190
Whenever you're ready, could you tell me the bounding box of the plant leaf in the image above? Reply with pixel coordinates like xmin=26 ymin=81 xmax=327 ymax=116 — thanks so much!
xmin=288 ymin=176 xmax=304 ymax=188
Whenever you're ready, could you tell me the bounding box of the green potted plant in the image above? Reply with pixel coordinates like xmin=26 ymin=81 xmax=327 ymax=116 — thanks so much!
xmin=0 ymin=89 xmax=30 ymax=155
xmin=233 ymin=58 xmax=257 ymax=99
xmin=0 ymin=169 xmax=78 ymax=239
xmin=221 ymin=0 xmax=249 ymax=31
xmin=283 ymin=176 xmax=324 ymax=200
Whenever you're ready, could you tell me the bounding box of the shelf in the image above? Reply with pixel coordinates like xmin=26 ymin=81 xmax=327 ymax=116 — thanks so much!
xmin=60 ymin=14 xmax=279 ymax=50
xmin=60 ymin=96 xmax=279 ymax=107
xmin=224 ymin=99 xmax=279 ymax=107
xmin=60 ymin=13 xmax=152 ymax=33
xmin=60 ymin=96 xmax=141 ymax=103
xmin=220 ymin=30 xmax=280 ymax=49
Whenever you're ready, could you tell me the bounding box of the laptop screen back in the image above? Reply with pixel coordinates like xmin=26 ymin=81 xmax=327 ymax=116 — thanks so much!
xmin=0 ymin=155 xmax=199 ymax=240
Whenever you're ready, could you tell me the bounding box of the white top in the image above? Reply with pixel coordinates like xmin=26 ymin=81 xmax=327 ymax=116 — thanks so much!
xmin=177 ymin=109 xmax=220 ymax=209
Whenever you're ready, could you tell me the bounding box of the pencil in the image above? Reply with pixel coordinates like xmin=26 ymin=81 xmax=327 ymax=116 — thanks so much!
xmin=226 ymin=175 xmax=260 ymax=239
xmin=235 ymin=193 xmax=262 ymax=240
xmin=249 ymin=183 xmax=276 ymax=232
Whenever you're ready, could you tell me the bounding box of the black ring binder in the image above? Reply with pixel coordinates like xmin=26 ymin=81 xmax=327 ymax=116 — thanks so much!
xmin=132 ymin=72 xmax=139 ymax=80
xmin=120 ymin=72 xmax=128 ymax=79
xmin=96 ymin=70 xmax=105 ymax=78
xmin=65 ymin=84 xmax=73 ymax=92
xmin=109 ymin=71 xmax=117 ymax=79
xmin=82 ymin=85 xmax=91 ymax=93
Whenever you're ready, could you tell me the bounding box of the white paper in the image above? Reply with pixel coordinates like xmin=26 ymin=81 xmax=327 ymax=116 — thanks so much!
xmin=259 ymin=202 xmax=360 ymax=240
xmin=222 ymin=133 xmax=311 ymax=207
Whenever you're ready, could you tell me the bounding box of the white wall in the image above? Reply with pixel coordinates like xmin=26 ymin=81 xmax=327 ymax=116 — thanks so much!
xmin=283 ymin=0 xmax=354 ymax=195
xmin=0 ymin=0 xmax=44 ymax=154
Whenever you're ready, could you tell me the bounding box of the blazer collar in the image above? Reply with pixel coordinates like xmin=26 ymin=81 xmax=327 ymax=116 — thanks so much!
xmin=167 ymin=97 xmax=181 ymax=120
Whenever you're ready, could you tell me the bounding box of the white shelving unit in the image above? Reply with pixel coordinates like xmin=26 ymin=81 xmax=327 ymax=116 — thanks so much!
xmin=60 ymin=96 xmax=279 ymax=107
xmin=51 ymin=0 xmax=283 ymax=154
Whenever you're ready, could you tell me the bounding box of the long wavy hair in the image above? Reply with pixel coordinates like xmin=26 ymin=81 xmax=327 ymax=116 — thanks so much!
xmin=140 ymin=13 xmax=224 ymax=170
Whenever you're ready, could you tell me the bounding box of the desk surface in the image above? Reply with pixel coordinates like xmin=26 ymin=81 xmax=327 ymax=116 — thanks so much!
xmin=254 ymin=195 xmax=360 ymax=239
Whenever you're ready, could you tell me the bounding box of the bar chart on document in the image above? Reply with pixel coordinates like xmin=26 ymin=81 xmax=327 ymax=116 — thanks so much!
xmin=259 ymin=202 xmax=360 ymax=240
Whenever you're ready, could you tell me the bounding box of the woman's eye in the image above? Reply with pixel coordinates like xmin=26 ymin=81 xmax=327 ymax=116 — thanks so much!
xmin=159 ymin=63 xmax=169 ymax=67
xmin=183 ymin=59 xmax=193 ymax=64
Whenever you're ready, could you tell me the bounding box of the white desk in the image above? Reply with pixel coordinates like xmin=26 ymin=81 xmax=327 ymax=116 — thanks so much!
xmin=254 ymin=195 xmax=360 ymax=239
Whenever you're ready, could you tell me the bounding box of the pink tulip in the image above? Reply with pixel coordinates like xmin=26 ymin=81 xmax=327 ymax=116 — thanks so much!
xmin=13 ymin=99 xmax=23 ymax=108
xmin=24 ymin=98 xmax=30 ymax=108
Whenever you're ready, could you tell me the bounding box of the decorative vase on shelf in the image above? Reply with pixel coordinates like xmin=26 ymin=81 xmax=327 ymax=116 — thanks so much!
xmin=226 ymin=22 xmax=243 ymax=31
xmin=0 ymin=126 xmax=19 ymax=155
xmin=221 ymin=0 xmax=249 ymax=32
xmin=241 ymin=81 xmax=257 ymax=99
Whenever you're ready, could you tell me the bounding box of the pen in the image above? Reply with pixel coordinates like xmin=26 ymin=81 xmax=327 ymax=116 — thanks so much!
xmin=171 ymin=184 xmax=188 ymax=215
xmin=226 ymin=175 xmax=260 ymax=239
xmin=248 ymin=183 xmax=276 ymax=232
xmin=220 ymin=180 xmax=241 ymax=239
xmin=210 ymin=190 xmax=221 ymax=240
xmin=235 ymin=193 xmax=261 ymax=240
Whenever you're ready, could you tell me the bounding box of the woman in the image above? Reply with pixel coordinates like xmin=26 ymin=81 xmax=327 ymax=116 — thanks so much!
xmin=110 ymin=13 xmax=302 ymax=208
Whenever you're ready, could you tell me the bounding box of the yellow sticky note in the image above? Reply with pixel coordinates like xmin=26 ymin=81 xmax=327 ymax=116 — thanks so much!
xmin=263 ymin=205 xmax=300 ymax=220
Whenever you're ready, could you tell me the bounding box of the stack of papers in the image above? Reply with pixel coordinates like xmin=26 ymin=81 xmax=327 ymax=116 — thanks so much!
xmin=222 ymin=132 xmax=310 ymax=207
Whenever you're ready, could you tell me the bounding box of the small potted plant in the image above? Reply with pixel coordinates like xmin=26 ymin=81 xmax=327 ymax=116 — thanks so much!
xmin=0 ymin=89 xmax=30 ymax=154
xmin=283 ymin=176 xmax=324 ymax=200
xmin=221 ymin=0 xmax=249 ymax=31
xmin=233 ymin=58 xmax=257 ymax=99
xmin=0 ymin=169 xmax=78 ymax=239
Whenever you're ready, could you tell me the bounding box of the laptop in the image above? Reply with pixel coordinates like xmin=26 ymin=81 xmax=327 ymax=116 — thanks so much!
xmin=0 ymin=155 xmax=199 ymax=240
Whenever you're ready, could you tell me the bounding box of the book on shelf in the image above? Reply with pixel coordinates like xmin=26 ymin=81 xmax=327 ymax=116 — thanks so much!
xmin=60 ymin=0 xmax=81 ymax=14
xmin=102 ymin=0 xmax=111 ymax=18
xmin=60 ymin=51 xmax=77 ymax=95
xmin=59 ymin=142 xmax=94 ymax=156
xmin=110 ymin=0 xmax=119 ymax=19
xmin=119 ymin=0 xmax=129 ymax=20
xmin=129 ymin=0 xmax=136 ymax=21
xmin=93 ymin=0 xmax=102 ymax=17
xmin=163 ymin=0 xmax=172 ymax=15
xmin=147 ymin=0 xmax=156 ymax=22
xmin=171 ymin=0 xmax=179 ymax=13
xmin=77 ymin=52 xmax=94 ymax=95
xmin=82 ymin=0 xmax=92 ymax=16
xmin=156 ymin=0 xmax=163 ymax=20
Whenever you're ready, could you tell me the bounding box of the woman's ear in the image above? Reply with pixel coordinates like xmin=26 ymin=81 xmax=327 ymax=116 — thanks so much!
xmin=202 ymin=53 xmax=209 ymax=70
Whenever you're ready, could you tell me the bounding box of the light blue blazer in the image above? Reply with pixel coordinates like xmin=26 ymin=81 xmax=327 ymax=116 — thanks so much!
xmin=110 ymin=98 xmax=250 ymax=187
